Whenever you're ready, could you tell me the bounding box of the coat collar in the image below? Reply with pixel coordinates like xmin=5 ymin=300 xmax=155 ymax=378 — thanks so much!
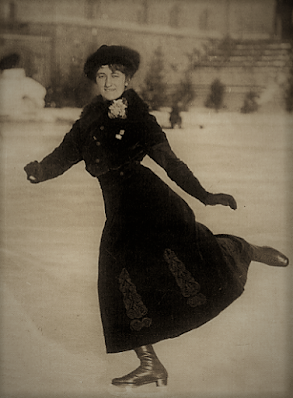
xmin=79 ymin=89 xmax=149 ymax=130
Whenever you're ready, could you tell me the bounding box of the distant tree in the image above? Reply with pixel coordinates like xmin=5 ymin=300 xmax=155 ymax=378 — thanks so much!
xmin=172 ymin=52 xmax=196 ymax=111
xmin=241 ymin=90 xmax=259 ymax=114
xmin=205 ymin=78 xmax=225 ymax=111
xmin=46 ymin=62 xmax=93 ymax=108
xmin=217 ymin=35 xmax=236 ymax=61
xmin=140 ymin=47 xmax=168 ymax=110
xmin=62 ymin=62 xmax=93 ymax=107
xmin=285 ymin=66 xmax=293 ymax=113
xmin=45 ymin=66 xmax=63 ymax=108
xmin=172 ymin=72 xmax=195 ymax=111
xmin=166 ymin=52 xmax=196 ymax=128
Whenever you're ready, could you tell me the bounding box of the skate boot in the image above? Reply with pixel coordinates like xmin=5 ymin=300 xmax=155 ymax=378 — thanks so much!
xmin=251 ymin=245 xmax=289 ymax=267
xmin=111 ymin=345 xmax=168 ymax=388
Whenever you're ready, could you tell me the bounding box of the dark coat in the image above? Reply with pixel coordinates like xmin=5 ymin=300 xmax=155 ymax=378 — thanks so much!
xmin=38 ymin=89 xmax=208 ymax=203
xmin=35 ymin=89 xmax=252 ymax=353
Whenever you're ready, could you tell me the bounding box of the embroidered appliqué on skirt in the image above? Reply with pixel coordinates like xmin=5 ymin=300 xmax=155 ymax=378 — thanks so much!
xmin=164 ymin=248 xmax=207 ymax=307
xmin=119 ymin=268 xmax=152 ymax=331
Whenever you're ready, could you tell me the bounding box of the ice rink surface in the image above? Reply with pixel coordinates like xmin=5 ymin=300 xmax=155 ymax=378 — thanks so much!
xmin=0 ymin=109 xmax=292 ymax=398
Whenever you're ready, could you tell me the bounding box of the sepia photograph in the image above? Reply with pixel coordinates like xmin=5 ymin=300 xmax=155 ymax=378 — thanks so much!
xmin=0 ymin=1 xmax=292 ymax=397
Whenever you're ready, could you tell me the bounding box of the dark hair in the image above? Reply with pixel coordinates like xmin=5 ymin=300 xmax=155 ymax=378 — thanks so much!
xmin=84 ymin=45 xmax=140 ymax=83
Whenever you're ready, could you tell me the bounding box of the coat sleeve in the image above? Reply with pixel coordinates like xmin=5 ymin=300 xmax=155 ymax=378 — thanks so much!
xmin=144 ymin=114 xmax=209 ymax=204
xmin=37 ymin=119 xmax=84 ymax=181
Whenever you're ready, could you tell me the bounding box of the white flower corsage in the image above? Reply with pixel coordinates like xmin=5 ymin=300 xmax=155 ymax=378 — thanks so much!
xmin=108 ymin=98 xmax=128 ymax=119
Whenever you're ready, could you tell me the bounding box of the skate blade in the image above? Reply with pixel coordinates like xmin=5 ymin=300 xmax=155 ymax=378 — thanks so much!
xmin=108 ymin=381 xmax=168 ymax=396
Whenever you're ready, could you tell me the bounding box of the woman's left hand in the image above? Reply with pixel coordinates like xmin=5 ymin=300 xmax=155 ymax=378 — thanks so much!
xmin=205 ymin=193 xmax=237 ymax=210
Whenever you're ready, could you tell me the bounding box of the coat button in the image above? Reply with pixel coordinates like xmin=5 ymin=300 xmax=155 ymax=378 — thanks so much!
xmin=96 ymin=141 xmax=101 ymax=146
xmin=100 ymin=126 xmax=104 ymax=130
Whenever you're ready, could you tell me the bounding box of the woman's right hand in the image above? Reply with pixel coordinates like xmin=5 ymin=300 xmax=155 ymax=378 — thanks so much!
xmin=24 ymin=161 xmax=43 ymax=183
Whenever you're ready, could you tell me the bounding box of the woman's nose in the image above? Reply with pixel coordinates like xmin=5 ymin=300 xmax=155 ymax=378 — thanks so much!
xmin=105 ymin=76 xmax=112 ymax=87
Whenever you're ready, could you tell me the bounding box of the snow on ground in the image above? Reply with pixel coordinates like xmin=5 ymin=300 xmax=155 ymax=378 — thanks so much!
xmin=0 ymin=108 xmax=292 ymax=398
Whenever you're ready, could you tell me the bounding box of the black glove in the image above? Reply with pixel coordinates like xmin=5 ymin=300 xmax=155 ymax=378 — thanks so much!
xmin=24 ymin=161 xmax=43 ymax=184
xmin=205 ymin=193 xmax=237 ymax=210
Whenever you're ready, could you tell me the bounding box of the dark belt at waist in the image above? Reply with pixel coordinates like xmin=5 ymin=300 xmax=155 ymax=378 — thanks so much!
xmin=98 ymin=161 xmax=141 ymax=187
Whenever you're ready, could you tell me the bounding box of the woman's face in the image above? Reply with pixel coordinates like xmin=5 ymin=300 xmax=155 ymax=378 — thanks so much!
xmin=96 ymin=65 xmax=129 ymax=101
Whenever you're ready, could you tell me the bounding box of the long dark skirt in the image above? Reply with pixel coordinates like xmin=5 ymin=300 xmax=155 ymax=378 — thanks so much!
xmin=97 ymin=163 xmax=252 ymax=353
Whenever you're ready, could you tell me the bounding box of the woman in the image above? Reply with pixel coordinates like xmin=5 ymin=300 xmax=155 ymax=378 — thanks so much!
xmin=24 ymin=45 xmax=289 ymax=389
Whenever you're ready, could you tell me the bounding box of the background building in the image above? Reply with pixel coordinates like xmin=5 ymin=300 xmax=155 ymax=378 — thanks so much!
xmin=0 ymin=0 xmax=292 ymax=108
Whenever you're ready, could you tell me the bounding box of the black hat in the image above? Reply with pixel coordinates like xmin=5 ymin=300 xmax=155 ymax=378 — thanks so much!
xmin=84 ymin=45 xmax=140 ymax=82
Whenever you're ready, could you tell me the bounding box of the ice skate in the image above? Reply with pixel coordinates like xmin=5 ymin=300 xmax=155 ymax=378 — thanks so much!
xmin=111 ymin=345 xmax=168 ymax=388
xmin=251 ymin=245 xmax=289 ymax=267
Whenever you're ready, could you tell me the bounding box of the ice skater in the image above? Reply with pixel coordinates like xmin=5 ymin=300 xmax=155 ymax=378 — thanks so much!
xmin=169 ymin=103 xmax=182 ymax=129
xmin=24 ymin=45 xmax=289 ymax=389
